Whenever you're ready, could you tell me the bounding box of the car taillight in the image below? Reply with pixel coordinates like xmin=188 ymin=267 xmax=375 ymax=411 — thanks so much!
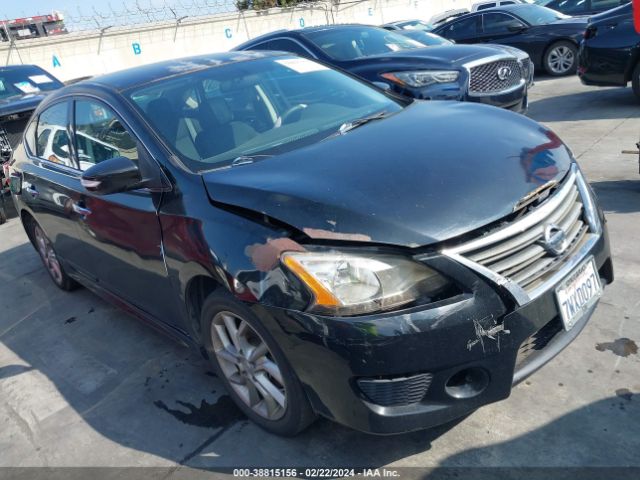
xmin=584 ymin=26 xmax=597 ymax=40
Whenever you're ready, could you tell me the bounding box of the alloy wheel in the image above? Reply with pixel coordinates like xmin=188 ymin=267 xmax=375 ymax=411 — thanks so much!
xmin=34 ymin=225 xmax=63 ymax=285
xmin=210 ymin=311 xmax=287 ymax=420
xmin=548 ymin=46 xmax=574 ymax=75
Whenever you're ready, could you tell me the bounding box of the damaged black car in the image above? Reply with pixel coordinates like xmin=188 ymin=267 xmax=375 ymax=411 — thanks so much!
xmin=7 ymin=52 xmax=612 ymax=435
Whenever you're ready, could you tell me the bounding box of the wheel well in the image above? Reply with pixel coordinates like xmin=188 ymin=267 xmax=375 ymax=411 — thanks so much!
xmin=624 ymin=55 xmax=640 ymax=83
xmin=185 ymin=275 xmax=223 ymax=344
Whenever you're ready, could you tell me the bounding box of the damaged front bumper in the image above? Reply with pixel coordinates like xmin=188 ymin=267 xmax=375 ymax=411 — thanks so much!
xmin=253 ymin=226 xmax=612 ymax=435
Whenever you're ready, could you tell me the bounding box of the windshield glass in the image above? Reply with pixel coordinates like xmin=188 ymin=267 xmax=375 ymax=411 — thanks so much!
xmin=304 ymin=27 xmax=425 ymax=61
xmin=400 ymin=31 xmax=453 ymax=46
xmin=128 ymin=56 xmax=403 ymax=172
xmin=0 ymin=67 xmax=63 ymax=100
xmin=399 ymin=20 xmax=435 ymax=31
xmin=514 ymin=5 xmax=570 ymax=24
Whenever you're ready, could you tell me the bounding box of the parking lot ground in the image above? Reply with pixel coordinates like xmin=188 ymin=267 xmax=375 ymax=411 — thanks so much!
xmin=0 ymin=75 xmax=639 ymax=473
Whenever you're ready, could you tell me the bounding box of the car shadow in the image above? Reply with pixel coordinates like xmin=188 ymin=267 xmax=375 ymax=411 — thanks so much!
xmin=591 ymin=179 xmax=640 ymax=215
xmin=528 ymin=84 xmax=639 ymax=122
xmin=423 ymin=393 xmax=640 ymax=476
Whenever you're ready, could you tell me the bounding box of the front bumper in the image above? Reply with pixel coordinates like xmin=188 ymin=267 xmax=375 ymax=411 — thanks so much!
xmin=253 ymin=224 xmax=612 ymax=435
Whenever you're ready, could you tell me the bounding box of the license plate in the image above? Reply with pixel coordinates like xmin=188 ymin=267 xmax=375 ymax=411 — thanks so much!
xmin=555 ymin=257 xmax=602 ymax=331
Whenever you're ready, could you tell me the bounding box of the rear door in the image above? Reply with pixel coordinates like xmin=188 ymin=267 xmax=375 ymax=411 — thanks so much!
xmin=67 ymin=97 xmax=179 ymax=326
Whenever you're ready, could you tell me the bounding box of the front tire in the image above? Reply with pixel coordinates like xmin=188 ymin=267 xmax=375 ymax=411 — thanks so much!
xmin=200 ymin=290 xmax=315 ymax=436
xmin=632 ymin=62 xmax=640 ymax=101
xmin=544 ymin=41 xmax=578 ymax=76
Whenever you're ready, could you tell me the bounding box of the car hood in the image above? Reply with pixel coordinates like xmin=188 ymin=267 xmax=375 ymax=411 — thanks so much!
xmin=202 ymin=101 xmax=573 ymax=248
xmin=0 ymin=93 xmax=49 ymax=118
xmin=344 ymin=44 xmax=518 ymax=69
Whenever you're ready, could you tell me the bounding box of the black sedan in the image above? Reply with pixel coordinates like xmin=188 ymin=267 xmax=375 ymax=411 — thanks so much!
xmin=0 ymin=64 xmax=64 ymax=224
xmin=7 ymin=52 xmax=612 ymax=435
xmin=233 ymin=25 xmax=534 ymax=112
xmin=433 ymin=4 xmax=589 ymax=75
xmin=534 ymin=0 xmax=630 ymax=17
xmin=578 ymin=3 xmax=640 ymax=98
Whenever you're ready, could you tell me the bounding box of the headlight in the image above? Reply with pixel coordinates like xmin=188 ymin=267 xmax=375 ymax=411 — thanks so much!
xmin=281 ymin=251 xmax=451 ymax=316
xmin=381 ymin=70 xmax=460 ymax=88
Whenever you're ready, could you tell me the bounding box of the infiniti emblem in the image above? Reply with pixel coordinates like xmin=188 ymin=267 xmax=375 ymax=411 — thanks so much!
xmin=497 ymin=66 xmax=512 ymax=81
xmin=540 ymin=223 xmax=569 ymax=257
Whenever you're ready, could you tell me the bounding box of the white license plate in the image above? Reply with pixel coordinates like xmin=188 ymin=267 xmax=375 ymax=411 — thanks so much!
xmin=555 ymin=257 xmax=602 ymax=331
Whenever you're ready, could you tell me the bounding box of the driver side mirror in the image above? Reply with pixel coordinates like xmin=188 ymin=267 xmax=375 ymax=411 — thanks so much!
xmin=81 ymin=156 xmax=143 ymax=195
xmin=507 ymin=24 xmax=528 ymax=33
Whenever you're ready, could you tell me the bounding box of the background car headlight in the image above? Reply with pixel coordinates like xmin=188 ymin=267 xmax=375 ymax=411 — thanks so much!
xmin=381 ymin=70 xmax=460 ymax=88
xmin=282 ymin=251 xmax=451 ymax=316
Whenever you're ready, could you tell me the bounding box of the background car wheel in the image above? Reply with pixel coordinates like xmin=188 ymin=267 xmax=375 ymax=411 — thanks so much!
xmin=544 ymin=41 xmax=578 ymax=76
xmin=632 ymin=63 xmax=640 ymax=101
xmin=31 ymin=223 xmax=78 ymax=291
xmin=200 ymin=290 xmax=316 ymax=436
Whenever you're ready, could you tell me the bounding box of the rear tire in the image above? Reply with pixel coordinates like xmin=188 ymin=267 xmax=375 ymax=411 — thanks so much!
xmin=200 ymin=290 xmax=316 ymax=436
xmin=543 ymin=41 xmax=578 ymax=76
xmin=632 ymin=62 xmax=640 ymax=101
xmin=31 ymin=221 xmax=78 ymax=291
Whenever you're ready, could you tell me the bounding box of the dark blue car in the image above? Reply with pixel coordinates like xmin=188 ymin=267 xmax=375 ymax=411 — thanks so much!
xmin=233 ymin=25 xmax=534 ymax=112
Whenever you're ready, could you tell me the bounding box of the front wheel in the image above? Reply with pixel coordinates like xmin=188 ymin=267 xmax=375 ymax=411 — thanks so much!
xmin=632 ymin=62 xmax=640 ymax=101
xmin=201 ymin=291 xmax=315 ymax=436
xmin=544 ymin=41 xmax=578 ymax=76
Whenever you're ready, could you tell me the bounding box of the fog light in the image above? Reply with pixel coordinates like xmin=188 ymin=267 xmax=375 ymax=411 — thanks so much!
xmin=445 ymin=367 xmax=489 ymax=399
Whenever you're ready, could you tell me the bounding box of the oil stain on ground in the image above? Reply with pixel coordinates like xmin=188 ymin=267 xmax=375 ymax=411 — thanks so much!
xmin=595 ymin=338 xmax=638 ymax=357
xmin=615 ymin=388 xmax=634 ymax=402
xmin=154 ymin=395 xmax=245 ymax=428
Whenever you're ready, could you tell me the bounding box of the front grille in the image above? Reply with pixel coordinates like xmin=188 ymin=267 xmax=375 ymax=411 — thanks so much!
xmin=469 ymin=59 xmax=523 ymax=95
xmin=357 ymin=373 xmax=433 ymax=407
xmin=454 ymin=172 xmax=591 ymax=295
xmin=515 ymin=316 xmax=563 ymax=370
xmin=0 ymin=127 xmax=11 ymax=162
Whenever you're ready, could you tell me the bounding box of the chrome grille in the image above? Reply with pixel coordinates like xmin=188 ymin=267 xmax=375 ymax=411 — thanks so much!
xmin=0 ymin=127 xmax=11 ymax=162
xmin=450 ymin=171 xmax=593 ymax=297
xmin=469 ymin=59 xmax=522 ymax=95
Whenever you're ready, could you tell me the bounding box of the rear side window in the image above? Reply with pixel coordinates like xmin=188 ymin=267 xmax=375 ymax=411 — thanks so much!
xmin=482 ymin=13 xmax=527 ymax=34
xmin=36 ymin=102 xmax=73 ymax=167
xmin=591 ymin=0 xmax=622 ymax=11
xmin=546 ymin=0 xmax=588 ymax=14
xmin=74 ymin=100 xmax=138 ymax=171
xmin=23 ymin=119 xmax=37 ymax=154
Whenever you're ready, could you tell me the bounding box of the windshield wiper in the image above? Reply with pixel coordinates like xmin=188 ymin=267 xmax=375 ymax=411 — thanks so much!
xmin=329 ymin=111 xmax=391 ymax=138
xmin=230 ymin=154 xmax=273 ymax=167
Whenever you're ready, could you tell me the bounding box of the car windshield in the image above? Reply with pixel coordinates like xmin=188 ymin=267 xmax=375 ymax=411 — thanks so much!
xmin=0 ymin=67 xmax=63 ymax=100
xmin=399 ymin=20 xmax=435 ymax=31
xmin=128 ymin=56 xmax=403 ymax=172
xmin=400 ymin=31 xmax=453 ymax=46
xmin=304 ymin=27 xmax=425 ymax=61
xmin=513 ymin=5 xmax=570 ymax=24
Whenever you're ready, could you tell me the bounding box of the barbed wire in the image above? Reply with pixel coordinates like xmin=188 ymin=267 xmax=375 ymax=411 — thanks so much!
xmin=55 ymin=0 xmax=329 ymax=32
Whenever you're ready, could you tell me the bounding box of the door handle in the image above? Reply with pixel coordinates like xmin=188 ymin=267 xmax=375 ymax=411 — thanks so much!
xmin=72 ymin=203 xmax=92 ymax=216
xmin=25 ymin=185 xmax=39 ymax=197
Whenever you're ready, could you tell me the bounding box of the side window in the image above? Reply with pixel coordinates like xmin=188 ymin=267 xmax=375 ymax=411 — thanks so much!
xmin=253 ymin=39 xmax=312 ymax=58
xmin=74 ymin=100 xmax=138 ymax=171
xmin=36 ymin=102 xmax=73 ymax=167
xmin=547 ymin=0 xmax=587 ymax=14
xmin=476 ymin=4 xmax=496 ymax=11
xmin=441 ymin=17 xmax=480 ymax=40
xmin=483 ymin=13 xmax=526 ymax=34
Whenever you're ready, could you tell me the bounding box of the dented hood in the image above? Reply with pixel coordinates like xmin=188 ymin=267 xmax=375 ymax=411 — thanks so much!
xmin=201 ymin=101 xmax=572 ymax=248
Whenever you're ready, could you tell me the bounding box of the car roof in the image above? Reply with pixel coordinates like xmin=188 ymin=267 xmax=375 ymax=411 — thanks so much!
xmin=79 ymin=51 xmax=284 ymax=91
xmin=0 ymin=64 xmax=45 ymax=72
